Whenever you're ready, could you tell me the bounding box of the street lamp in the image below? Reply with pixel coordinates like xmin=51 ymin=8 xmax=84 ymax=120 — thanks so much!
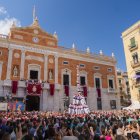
xmin=4 ymin=92 xmax=12 ymax=102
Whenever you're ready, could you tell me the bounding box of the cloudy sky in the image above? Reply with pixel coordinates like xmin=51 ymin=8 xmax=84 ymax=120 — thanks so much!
xmin=0 ymin=6 xmax=20 ymax=35
xmin=0 ymin=0 xmax=140 ymax=71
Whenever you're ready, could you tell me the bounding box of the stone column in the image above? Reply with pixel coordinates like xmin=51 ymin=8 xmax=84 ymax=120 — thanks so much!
xmin=6 ymin=48 xmax=13 ymax=79
xmin=44 ymin=54 xmax=48 ymax=81
xmin=20 ymin=50 xmax=25 ymax=79
xmin=54 ymin=55 xmax=58 ymax=84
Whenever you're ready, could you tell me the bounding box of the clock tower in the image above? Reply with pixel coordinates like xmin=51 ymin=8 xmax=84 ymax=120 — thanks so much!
xmin=9 ymin=7 xmax=58 ymax=48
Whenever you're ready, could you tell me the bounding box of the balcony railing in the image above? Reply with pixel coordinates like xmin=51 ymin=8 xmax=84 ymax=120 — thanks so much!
xmin=131 ymin=59 xmax=140 ymax=68
xmin=129 ymin=42 xmax=138 ymax=51
xmin=108 ymin=88 xmax=118 ymax=93
xmin=0 ymin=34 xmax=8 ymax=39
xmin=134 ymin=81 xmax=140 ymax=87
xmin=2 ymin=80 xmax=62 ymax=90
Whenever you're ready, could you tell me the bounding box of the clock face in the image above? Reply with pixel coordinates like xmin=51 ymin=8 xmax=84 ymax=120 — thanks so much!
xmin=32 ymin=37 xmax=39 ymax=43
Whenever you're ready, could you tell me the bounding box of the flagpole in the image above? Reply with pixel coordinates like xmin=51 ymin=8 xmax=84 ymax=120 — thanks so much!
xmin=33 ymin=5 xmax=35 ymax=22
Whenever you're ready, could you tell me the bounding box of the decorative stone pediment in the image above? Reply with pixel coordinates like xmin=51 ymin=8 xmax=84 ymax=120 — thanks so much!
xmin=62 ymin=68 xmax=71 ymax=74
xmin=79 ymin=70 xmax=87 ymax=75
xmin=107 ymin=75 xmax=114 ymax=78
xmin=9 ymin=19 xmax=58 ymax=48
xmin=94 ymin=72 xmax=102 ymax=77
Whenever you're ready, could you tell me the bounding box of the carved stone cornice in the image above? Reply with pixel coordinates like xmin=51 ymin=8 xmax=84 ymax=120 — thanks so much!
xmin=21 ymin=49 xmax=26 ymax=53
xmin=25 ymin=55 xmax=44 ymax=62
xmin=8 ymin=47 xmax=14 ymax=51
xmin=0 ymin=39 xmax=116 ymax=66
xmin=11 ymin=28 xmax=56 ymax=41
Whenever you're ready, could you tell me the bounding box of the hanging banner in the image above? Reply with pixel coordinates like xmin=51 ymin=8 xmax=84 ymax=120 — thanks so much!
xmin=12 ymin=81 xmax=18 ymax=95
xmin=50 ymin=84 xmax=55 ymax=96
xmin=0 ymin=103 xmax=7 ymax=111
xmin=16 ymin=101 xmax=25 ymax=111
xmin=26 ymin=81 xmax=42 ymax=96
xmin=8 ymin=101 xmax=25 ymax=111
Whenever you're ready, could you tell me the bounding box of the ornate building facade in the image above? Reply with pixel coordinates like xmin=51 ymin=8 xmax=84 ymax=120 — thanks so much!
xmin=117 ymin=70 xmax=131 ymax=106
xmin=122 ymin=21 xmax=140 ymax=102
xmin=0 ymin=17 xmax=120 ymax=111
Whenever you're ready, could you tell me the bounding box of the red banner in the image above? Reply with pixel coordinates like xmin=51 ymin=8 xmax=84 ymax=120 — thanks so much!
xmin=50 ymin=84 xmax=55 ymax=96
xmin=26 ymin=82 xmax=42 ymax=96
xmin=64 ymin=85 xmax=69 ymax=96
xmin=83 ymin=86 xmax=87 ymax=97
xmin=96 ymin=88 xmax=101 ymax=97
xmin=12 ymin=81 xmax=18 ymax=95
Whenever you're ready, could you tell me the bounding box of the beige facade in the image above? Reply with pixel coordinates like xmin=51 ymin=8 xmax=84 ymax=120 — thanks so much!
xmin=117 ymin=70 xmax=131 ymax=106
xmin=0 ymin=17 xmax=120 ymax=111
xmin=122 ymin=21 xmax=140 ymax=102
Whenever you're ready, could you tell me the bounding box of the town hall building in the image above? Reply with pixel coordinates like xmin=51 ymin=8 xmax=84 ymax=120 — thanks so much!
xmin=0 ymin=14 xmax=120 ymax=111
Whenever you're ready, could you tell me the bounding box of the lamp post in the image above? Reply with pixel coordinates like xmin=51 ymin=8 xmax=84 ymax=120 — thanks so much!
xmin=4 ymin=92 xmax=12 ymax=102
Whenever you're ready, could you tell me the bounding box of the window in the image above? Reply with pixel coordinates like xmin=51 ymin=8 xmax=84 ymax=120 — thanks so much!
xmin=126 ymin=81 xmax=129 ymax=86
xmin=28 ymin=65 xmax=41 ymax=80
xmin=79 ymin=64 xmax=85 ymax=68
xmin=108 ymin=79 xmax=114 ymax=89
xmin=95 ymin=77 xmax=101 ymax=88
xmin=63 ymin=61 xmax=69 ymax=65
xmin=132 ymin=53 xmax=138 ymax=64
xmin=30 ymin=70 xmax=38 ymax=80
xmin=130 ymin=37 xmax=136 ymax=48
xmin=110 ymin=100 xmax=116 ymax=109
xmin=97 ymin=98 xmax=102 ymax=110
xmin=63 ymin=74 xmax=69 ymax=85
xmin=117 ymin=72 xmax=121 ymax=76
xmin=108 ymin=68 xmax=112 ymax=72
xmin=120 ymin=96 xmax=123 ymax=101
xmin=119 ymin=79 xmax=121 ymax=84
xmin=94 ymin=66 xmax=100 ymax=70
xmin=127 ymin=88 xmax=130 ymax=93
xmin=80 ymin=76 xmax=86 ymax=85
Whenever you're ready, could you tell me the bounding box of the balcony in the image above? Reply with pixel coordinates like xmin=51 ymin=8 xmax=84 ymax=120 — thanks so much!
xmin=108 ymin=88 xmax=118 ymax=93
xmin=119 ymin=83 xmax=122 ymax=86
xmin=129 ymin=42 xmax=138 ymax=52
xmin=0 ymin=34 xmax=8 ymax=39
xmin=18 ymin=81 xmax=26 ymax=87
xmin=3 ymin=80 xmax=11 ymax=86
xmin=43 ymin=83 xmax=61 ymax=90
xmin=131 ymin=59 xmax=140 ymax=68
xmin=134 ymin=81 xmax=140 ymax=87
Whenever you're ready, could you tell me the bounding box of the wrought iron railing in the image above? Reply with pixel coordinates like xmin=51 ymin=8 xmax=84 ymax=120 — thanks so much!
xmin=131 ymin=58 xmax=140 ymax=68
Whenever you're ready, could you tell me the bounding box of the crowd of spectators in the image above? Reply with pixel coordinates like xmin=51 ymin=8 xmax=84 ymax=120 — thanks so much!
xmin=0 ymin=110 xmax=140 ymax=140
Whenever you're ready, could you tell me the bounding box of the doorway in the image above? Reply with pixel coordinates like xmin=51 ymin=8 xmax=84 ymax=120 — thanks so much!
xmin=26 ymin=95 xmax=40 ymax=111
xmin=30 ymin=70 xmax=38 ymax=80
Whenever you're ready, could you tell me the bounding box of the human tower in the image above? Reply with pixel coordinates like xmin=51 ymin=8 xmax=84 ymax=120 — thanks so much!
xmin=68 ymin=65 xmax=90 ymax=115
